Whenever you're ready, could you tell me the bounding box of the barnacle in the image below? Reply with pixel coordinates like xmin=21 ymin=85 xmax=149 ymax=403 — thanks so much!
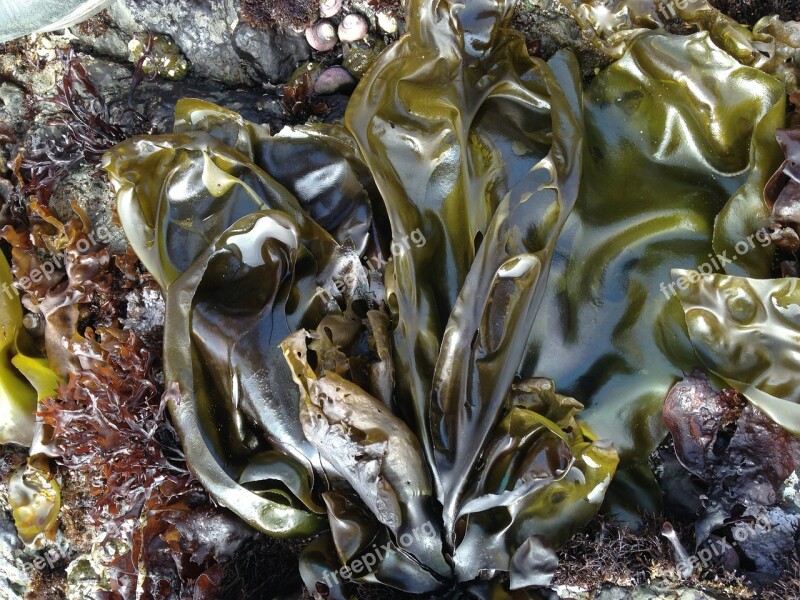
xmin=99 ymin=0 xmax=800 ymax=595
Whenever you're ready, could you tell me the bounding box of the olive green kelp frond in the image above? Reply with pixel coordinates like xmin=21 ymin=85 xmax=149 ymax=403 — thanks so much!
xmin=559 ymin=0 xmax=800 ymax=93
xmin=1 ymin=254 xmax=62 ymax=548
xmin=453 ymin=379 xmax=618 ymax=589
xmin=431 ymin=49 xmax=585 ymax=535
xmin=283 ymin=330 xmax=452 ymax=593
xmin=164 ymin=209 xmax=332 ymax=537
xmin=104 ymin=102 xmax=388 ymax=537
xmin=346 ymin=0 xmax=563 ymax=469
xmin=0 ymin=252 xmax=59 ymax=446
xmin=674 ymin=270 xmax=800 ymax=436
xmin=102 ymin=0 xmax=793 ymax=593
xmin=522 ymin=32 xmax=784 ymax=475
xmin=103 ymin=101 xmax=375 ymax=290
xmin=172 ymin=99 xmax=379 ymax=255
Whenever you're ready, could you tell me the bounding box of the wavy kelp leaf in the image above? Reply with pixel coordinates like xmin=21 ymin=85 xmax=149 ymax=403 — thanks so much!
xmin=431 ymin=50 xmax=583 ymax=535
xmin=282 ymin=330 xmax=451 ymax=588
xmin=557 ymin=0 xmax=665 ymax=57
xmin=321 ymin=491 xmax=447 ymax=593
xmin=452 ymin=379 xmax=618 ymax=586
xmin=172 ymin=99 xmax=378 ymax=255
xmin=673 ymin=269 xmax=800 ymax=435
xmin=521 ymin=32 xmax=785 ymax=471
xmin=8 ymin=457 xmax=61 ymax=548
xmin=239 ymin=451 xmax=325 ymax=514
xmin=713 ymin=92 xmax=784 ymax=279
xmin=561 ymin=0 xmax=800 ymax=94
xmin=558 ymin=0 xmax=780 ymax=64
xmin=751 ymin=17 xmax=800 ymax=93
xmin=299 ymin=532 xmax=356 ymax=600
xmin=346 ymin=0 xmax=558 ymax=471
xmin=164 ymin=210 xmax=338 ymax=537
xmin=11 ymin=353 xmax=60 ymax=402
xmin=104 ymin=127 xmax=341 ymax=291
xmin=0 ymin=252 xmax=59 ymax=446
xmin=187 ymin=211 xmax=333 ymax=466
xmin=0 ymin=253 xmax=37 ymax=446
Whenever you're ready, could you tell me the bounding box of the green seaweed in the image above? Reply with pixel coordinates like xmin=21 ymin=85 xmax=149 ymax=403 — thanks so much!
xmin=0 ymin=253 xmax=59 ymax=447
xmin=674 ymin=270 xmax=800 ymax=435
xmin=102 ymin=0 xmax=797 ymax=594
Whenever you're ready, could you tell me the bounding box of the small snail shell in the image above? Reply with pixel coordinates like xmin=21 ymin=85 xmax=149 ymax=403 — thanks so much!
xmin=338 ymin=13 xmax=368 ymax=43
xmin=305 ymin=19 xmax=338 ymax=51
xmin=314 ymin=66 xmax=357 ymax=95
xmin=319 ymin=0 xmax=343 ymax=18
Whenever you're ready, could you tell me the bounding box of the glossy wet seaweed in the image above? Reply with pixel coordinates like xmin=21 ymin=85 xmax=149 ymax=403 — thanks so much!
xmin=99 ymin=0 xmax=799 ymax=595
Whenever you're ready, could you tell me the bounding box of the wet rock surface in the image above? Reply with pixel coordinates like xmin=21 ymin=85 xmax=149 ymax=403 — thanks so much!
xmin=77 ymin=0 xmax=312 ymax=86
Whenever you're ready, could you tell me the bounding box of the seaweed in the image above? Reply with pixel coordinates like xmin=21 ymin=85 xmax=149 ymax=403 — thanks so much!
xmin=20 ymin=49 xmax=149 ymax=202
xmin=90 ymin=0 xmax=800 ymax=596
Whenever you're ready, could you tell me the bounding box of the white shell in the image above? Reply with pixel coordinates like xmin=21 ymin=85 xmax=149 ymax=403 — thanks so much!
xmin=337 ymin=13 xmax=368 ymax=43
xmin=319 ymin=0 xmax=343 ymax=19
xmin=377 ymin=12 xmax=397 ymax=34
xmin=305 ymin=19 xmax=338 ymax=52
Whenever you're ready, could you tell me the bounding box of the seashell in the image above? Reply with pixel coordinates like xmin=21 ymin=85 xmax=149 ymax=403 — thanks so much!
xmin=377 ymin=12 xmax=398 ymax=35
xmin=305 ymin=18 xmax=338 ymax=52
xmin=314 ymin=66 xmax=357 ymax=95
xmin=319 ymin=0 xmax=343 ymax=19
xmin=338 ymin=13 xmax=368 ymax=43
xmin=0 ymin=0 xmax=111 ymax=43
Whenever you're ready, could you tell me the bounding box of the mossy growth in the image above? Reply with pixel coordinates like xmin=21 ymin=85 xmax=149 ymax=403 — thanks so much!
xmin=240 ymin=0 xmax=320 ymax=30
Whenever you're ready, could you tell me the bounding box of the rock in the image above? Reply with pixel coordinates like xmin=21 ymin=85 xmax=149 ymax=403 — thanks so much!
xmin=592 ymin=582 xmax=718 ymax=600
xmin=0 ymin=83 xmax=26 ymax=136
xmin=0 ymin=515 xmax=27 ymax=600
xmin=124 ymin=284 xmax=165 ymax=346
xmin=232 ymin=23 xmax=310 ymax=83
xmin=511 ymin=0 xmax=611 ymax=79
xmin=71 ymin=9 xmax=131 ymax=61
xmin=48 ymin=169 xmax=128 ymax=254
xmin=104 ymin=0 xmax=310 ymax=87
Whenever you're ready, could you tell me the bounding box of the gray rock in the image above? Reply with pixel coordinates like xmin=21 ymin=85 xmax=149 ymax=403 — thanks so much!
xmin=105 ymin=0 xmax=310 ymax=87
xmin=0 ymin=514 xmax=28 ymax=600
xmin=124 ymin=285 xmax=165 ymax=344
xmin=48 ymin=168 xmax=128 ymax=254
xmin=592 ymin=582 xmax=718 ymax=600
xmin=232 ymin=23 xmax=310 ymax=84
xmin=0 ymin=83 xmax=26 ymax=134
